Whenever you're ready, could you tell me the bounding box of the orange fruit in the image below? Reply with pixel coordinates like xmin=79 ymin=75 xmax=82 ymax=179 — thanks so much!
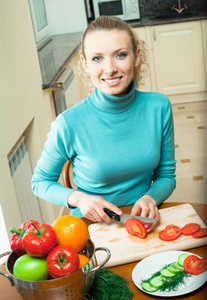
xmin=52 ymin=215 xmax=89 ymax=252
xmin=78 ymin=254 xmax=90 ymax=268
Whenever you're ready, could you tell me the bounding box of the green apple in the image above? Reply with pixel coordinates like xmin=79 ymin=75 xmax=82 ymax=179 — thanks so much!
xmin=13 ymin=254 xmax=48 ymax=281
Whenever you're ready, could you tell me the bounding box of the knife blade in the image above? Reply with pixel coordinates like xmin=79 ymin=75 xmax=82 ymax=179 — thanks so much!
xmin=104 ymin=208 xmax=158 ymax=223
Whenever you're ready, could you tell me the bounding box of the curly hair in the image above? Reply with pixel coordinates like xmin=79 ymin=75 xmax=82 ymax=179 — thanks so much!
xmin=75 ymin=16 xmax=149 ymax=94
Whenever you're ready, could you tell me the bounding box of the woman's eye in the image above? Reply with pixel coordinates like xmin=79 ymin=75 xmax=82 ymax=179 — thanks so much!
xmin=117 ymin=52 xmax=127 ymax=58
xmin=92 ymin=56 xmax=102 ymax=61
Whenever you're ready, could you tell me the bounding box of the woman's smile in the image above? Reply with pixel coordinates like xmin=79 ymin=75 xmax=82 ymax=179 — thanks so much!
xmin=102 ymin=76 xmax=123 ymax=85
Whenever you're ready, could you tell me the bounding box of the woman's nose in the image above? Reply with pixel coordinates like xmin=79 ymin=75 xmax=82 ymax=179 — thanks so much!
xmin=104 ymin=59 xmax=117 ymax=76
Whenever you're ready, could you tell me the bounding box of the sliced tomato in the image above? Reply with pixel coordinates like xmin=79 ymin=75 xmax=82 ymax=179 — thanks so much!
xmin=194 ymin=259 xmax=207 ymax=275
xmin=181 ymin=223 xmax=201 ymax=236
xmin=183 ymin=255 xmax=207 ymax=275
xmin=192 ymin=228 xmax=207 ymax=238
xmin=159 ymin=224 xmax=182 ymax=241
xmin=126 ymin=219 xmax=147 ymax=239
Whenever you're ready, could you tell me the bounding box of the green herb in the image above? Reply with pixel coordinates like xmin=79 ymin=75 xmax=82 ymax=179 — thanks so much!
xmin=88 ymin=268 xmax=134 ymax=300
xmin=159 ymin=270 xmax=191 ymax=291
xmin=142 ymin=263 xmax=192 ymax=292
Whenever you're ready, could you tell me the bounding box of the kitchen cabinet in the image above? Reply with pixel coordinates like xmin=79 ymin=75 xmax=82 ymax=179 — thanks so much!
xmin=150 ymin=21 xmax=206 ymax=97
xmin=134 ymin=20 xmax=207 ymax=104
xmin=62 ymin=48 xmax=89 ymax=108
xmin=150 ymin=21 xmax=206 ymax=101
xmin=201 ymin=20 xmax=207 ymax=88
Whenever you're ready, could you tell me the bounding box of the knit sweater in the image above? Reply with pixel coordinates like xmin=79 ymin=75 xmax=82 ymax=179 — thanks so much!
xmin=32 ymin=80 xmax=176 ymax=217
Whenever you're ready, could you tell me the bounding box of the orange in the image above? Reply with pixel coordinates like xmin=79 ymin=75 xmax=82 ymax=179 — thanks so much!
xmin=52 ymin=215 xmax=89 ymax=252
xmin=78 ymin=254 xmax=90 ymax=268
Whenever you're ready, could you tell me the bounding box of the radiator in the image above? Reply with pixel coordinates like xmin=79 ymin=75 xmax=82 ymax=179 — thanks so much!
xmin=8 ymin=136 xmax=42 ymax=223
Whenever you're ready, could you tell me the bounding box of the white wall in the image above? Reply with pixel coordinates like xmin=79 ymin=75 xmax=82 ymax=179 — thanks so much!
xmin=46 ymin=0 xmax=88 ymax=34
xmin=0 ymin=1 xmax=60 ymax=241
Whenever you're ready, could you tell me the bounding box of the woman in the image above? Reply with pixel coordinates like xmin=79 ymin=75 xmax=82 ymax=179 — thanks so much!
xmin=32 ymin=16 xmax=176 ymax=232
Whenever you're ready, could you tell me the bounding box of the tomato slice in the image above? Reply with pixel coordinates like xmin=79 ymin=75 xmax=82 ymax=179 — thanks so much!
xmin=126 ymin=219 xmax=147 ymax=239
xmin=181 ymin=223 xmax=201 ymax=236
xmin=183 ymin=255 xmax=199 ymax=274
xmin=194 ymin=259 xmax=207 ymax=275
xmin=159 ymin=224 xmax=181 ymax=241
xmin=183 ymin=255 xmax=207 ymax=275
xmin=192 ymin=228 xmax=207 ymax=238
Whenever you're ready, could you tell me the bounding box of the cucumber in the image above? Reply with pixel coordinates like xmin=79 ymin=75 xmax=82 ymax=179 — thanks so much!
xmin=149 ymin=276 xmax=163 ymax=288
xmin=172 ymin=261 xmax=184 ymax=270
xmin=167 ymin=264 xmax=181 ymax=273
xmin=178 ymin=253 xmax=189 ymax=266
xmin=160 ymin=268 xmax=176 ymax=278
xmin=141 ymin=282 xmax=159 ymax=292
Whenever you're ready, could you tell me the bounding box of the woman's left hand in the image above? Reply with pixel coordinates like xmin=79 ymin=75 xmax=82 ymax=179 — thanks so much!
xmin=131 ymin=195 xmax=160 ymax=233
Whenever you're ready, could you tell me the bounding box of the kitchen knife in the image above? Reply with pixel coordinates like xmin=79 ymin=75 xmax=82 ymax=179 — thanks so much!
xmin=104 ymin=209 xmax=158 ymax=223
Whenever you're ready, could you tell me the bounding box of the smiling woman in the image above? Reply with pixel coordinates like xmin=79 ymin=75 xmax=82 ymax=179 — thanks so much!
xmin=32 ymin=16 xmax=176 ymax=231
xmin=81 ymin=30 xmax=140 ymax=95
xmin=77 ymin=17 xmax=148 ymax=93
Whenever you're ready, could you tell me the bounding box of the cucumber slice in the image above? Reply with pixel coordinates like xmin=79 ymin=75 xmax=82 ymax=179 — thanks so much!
xmin=149 ymin=276 xmax=163 ymax=288
xmin=178 ymin=253 xmax=189 ymax=266
xmin=160 ymin=268 xmax=176 ymax=278
xmin=141 ymin=282 xmax=159 ymax=292
xmin=172 ymin=261 xmax=184 ymax=270
xmin=167 ymin=264 xmax=181 ymax=273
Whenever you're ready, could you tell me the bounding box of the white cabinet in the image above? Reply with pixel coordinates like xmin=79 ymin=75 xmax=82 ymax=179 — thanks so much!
xmin=151 ymin=21 xmax=206 ymax=96
xmin=201 ymin=20 xmax=207 ymax=88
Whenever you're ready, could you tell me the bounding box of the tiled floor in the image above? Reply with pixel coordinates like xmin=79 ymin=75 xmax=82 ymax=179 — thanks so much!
xmin=166 ymin=101 xmax=207 ymax=205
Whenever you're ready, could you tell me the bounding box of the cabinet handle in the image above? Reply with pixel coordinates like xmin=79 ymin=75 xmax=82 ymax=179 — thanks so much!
xmin=153 ymin=28 xmax=156 ymax=41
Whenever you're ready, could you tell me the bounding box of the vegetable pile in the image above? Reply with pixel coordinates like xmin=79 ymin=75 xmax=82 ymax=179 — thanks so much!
xmin=141 ymin=253 xmax=207 ymax=293
xmin=10 ymin=218 xmax=89 ymax=281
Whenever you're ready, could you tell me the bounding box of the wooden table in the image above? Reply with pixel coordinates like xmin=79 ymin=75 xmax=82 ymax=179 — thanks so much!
xmin=0 ymin=202 xmax=206 ymax=300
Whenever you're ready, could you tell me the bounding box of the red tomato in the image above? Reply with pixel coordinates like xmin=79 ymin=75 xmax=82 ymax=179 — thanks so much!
xmin=159 ymin=224 xmax=181 ymax=241
xmin=183 ymin=255 xmax=207 ymax=275
xmin=22 ymin=223 xmax=57 ymax=257
xmin=46 ymin=246 xmax=79 ymax=278
xmin=195 ymin=259 xmax=207 ymax=275
xmin=181 ymin=223 xmax=201 ymax=236
xmin=192 ymin=228 xmax=207 ymax=238
xmin=126 ymin=219 xmax=147 ymax=239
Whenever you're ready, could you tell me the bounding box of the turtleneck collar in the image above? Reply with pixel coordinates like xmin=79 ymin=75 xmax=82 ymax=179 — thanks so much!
xmin=90 ymin=79 xmax=136 ymax=114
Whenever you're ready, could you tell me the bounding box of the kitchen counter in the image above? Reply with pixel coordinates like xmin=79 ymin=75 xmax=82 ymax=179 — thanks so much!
xmin=38 ymin=31 xmax=84 ymax=89
xmin=0 ymin=202 xmax=206 ymax=299
xmin=38 ymin=11 xmax=207 ymax=90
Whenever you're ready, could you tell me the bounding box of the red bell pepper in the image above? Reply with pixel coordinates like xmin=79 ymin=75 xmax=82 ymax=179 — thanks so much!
xmin=46 ymin=246 xmax=79 ymax=278
xmin=22 ymin=223 xmax=57 ymax=257
xmin=10 ymin=220 xmax=40 ymax=256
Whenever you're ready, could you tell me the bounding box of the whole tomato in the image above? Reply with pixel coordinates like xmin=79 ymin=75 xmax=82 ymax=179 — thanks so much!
xmin=22 ymin=223 xmax=57 ymax=257
xmin=46 ymin=246 xmax=79 ymax=278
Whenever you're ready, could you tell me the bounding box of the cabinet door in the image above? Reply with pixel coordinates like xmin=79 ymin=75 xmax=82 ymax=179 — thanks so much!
xmin=201 ymin=20 xmax=207 ymax=88
xmin=133 ymin=27 xmax=152 ymax=91
xmin=152 ymin=21 xmax=206 ymax=95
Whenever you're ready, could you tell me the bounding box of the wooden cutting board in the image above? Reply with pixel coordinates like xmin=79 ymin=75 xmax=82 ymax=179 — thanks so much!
xmin=89 ymin=204 xmax=207 ymax=268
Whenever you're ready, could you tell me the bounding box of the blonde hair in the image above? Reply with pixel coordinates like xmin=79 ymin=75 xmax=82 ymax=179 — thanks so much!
xmin=75 ymin=16 xmax=148 ymax=93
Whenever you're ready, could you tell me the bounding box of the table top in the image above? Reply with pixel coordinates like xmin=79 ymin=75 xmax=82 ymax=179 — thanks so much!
xmin=0 ymin=202 xmax=206 ymax=300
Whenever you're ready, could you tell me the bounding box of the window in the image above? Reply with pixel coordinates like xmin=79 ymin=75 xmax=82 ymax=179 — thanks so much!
xmin=29 ymin=0 xmax=50 ymax=45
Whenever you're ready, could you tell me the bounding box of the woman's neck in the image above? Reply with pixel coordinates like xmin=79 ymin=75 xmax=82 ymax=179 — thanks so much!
xmin=91 ymin=80 xmax=136 ymax=114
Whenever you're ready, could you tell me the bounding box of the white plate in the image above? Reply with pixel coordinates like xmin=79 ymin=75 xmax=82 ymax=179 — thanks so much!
xmin=132 ymin=251 xmax=207 ymax=297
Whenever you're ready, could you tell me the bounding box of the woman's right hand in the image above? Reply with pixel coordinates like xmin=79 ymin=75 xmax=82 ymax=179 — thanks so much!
xmin=67 ymin=191 xmax=122 ymax=223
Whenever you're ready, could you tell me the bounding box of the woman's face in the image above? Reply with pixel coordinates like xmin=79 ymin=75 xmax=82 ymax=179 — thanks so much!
xmin=82 ymin=29 xmax=140 ymax=95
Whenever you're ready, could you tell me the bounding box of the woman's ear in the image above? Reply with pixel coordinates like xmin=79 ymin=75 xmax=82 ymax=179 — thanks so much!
xmin=81 ymin=55 xmax=89 ymax=73
xmin=134 ymin=49 xmax=141 ymax=67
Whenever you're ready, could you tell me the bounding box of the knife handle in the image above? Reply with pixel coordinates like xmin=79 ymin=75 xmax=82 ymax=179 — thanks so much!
xmin=103 ymin=209 xmax=121 ymax=221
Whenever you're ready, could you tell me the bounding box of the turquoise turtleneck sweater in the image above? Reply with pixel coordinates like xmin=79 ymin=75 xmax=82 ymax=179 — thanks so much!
xmin=32 ymin=80 xmax=176 ymax=217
